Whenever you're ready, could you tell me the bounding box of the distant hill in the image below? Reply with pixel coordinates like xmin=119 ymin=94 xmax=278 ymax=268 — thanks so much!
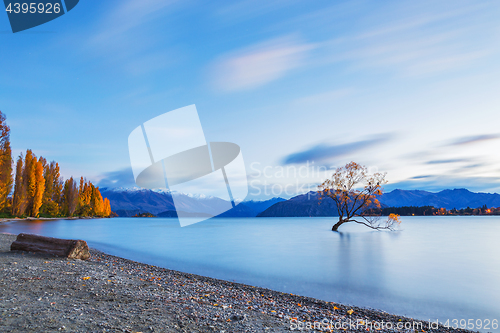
xmin=156 ymin=210 xmax=213 ymax=218
xmin=100 ymin=188 xmax=285 ymax=218
xmin=216 ymin=203 xmax=259 ymax=217
xmin=257 ymin=188 xmax=500 ymax=217
xmin=241 ymin=198 xmax=286 ymax=213
xmin=380 ymin=189 xmax=500 ymax=210
xmin=100 ymin=188 xmax=176 ymax=216
xmin=258 ymin=192 xmax=338 ymax=217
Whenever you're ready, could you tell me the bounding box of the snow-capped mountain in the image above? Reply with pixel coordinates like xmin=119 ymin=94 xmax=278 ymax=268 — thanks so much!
xmin=99 ymin=187 xmax=285 ymax=217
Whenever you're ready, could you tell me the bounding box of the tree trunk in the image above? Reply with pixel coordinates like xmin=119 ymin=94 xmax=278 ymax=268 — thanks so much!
xmin=332 ymin=219 xmax=345 ymax=231
xmin=10 ymin=233 xmax=90 ymax=260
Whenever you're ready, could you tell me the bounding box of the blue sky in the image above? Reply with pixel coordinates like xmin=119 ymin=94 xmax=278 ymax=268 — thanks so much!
xmin=1 ymin=0 xmax=500 ymax=199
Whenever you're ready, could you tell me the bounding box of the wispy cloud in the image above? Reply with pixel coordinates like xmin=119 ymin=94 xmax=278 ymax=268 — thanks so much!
xmin=325 ymin=29 xmax=492 ymax=77
xmin=89 ymin=0 xmax=178 ymax=49
xmin=447 ymin=134 xmax=500 ymax=146
xmin=457 ymin=163 xmax=486 ymax=170
xmin=97 ymin=167 xmax=136 ymax=189
xmin=411 ymin=175 xmax=433 ymax=179
xmin=308 ymin=1 xmax=500 ymax=77
xmin=209 ymin=36 xmax=314 ymax=91
xmin=426 ymin=158 xmax=469 ymax=164
xmin=281 ymin=134 xmax=393 ymax=165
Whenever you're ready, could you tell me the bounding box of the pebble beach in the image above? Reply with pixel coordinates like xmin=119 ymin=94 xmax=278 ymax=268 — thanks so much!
xmin=0 ymin=232 xmax=477 ymax=332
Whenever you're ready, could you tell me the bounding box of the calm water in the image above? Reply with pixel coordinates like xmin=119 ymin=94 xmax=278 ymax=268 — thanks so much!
xmin=1 ymin=216 xmax=499 ymax=330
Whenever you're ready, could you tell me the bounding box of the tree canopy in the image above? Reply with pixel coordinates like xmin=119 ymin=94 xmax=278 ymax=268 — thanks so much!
xmin=318 ymin=161 xmax=400 ymax=231
xmin=0 ymin=111 xmax=13 ymax=213
xmin=1 ymin=111 xmax=112 ymax=218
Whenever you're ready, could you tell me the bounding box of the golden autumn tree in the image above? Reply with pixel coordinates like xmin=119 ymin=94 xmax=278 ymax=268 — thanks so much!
xmin=53 ymin=167 xmax=63 ymax=207
xmin=77 ymin=177 xmax=93 ymax=216
xmin=31 ymin=159 xmax=45 ymax=217
xmin=0 ymin=111 xmax=13 ymax=213
xmin=62 ymin=177 xmax=79 ymax=216
xmin=24 ymin=150 xmax=37 ymax=216
xmin=12 ymin=155 xmax=24 ymax=216
xmin=11 ymin=150 xmax=46 ymax=217
xmin=92 ymin=185 xmax=112 ymax=217
xmin=74 ymin=178 xmax=111 ymax=217
xmin=103 ymin=198 xmax=111 ymax=217
xmin=318 ymin=161 xmax=401 ymax=231
xmin=16 ymin=150 xmax=35 ymax=216
xmin=1 ymin=108 xmax=112 ymax=219
xmin=92 ymin=185 xmax=104 ymax=216
xmin=40 ymin=160 xmax=62 ymax=216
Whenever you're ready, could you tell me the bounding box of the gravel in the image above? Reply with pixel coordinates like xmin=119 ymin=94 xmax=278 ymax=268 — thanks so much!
xmin=0 ymin=232 xmax=477 ymax=332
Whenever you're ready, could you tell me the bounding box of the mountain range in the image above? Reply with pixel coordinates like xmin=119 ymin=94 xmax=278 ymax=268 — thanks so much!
xmin=100 ymin=187 xmax=500 ymax=218
xmin=258 ymin=188 xmax=500 ymax=217
xmin=100 ymin=188 xmax=285 ymax=217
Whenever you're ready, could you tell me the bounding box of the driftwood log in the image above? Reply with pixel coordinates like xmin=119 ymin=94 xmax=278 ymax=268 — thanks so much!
xmin=10 ymin=233 xmax=90 ymax=260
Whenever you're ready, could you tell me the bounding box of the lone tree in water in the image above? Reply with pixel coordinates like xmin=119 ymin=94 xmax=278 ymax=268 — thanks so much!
xmin=318 ymin=161 xmax=400 ymax=231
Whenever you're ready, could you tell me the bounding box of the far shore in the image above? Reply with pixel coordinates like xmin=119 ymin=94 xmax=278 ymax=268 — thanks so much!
xmin=0 ymin=216 xmax=103 ymax=224
xmin=0 ymin=232 xmax=477 ymax=332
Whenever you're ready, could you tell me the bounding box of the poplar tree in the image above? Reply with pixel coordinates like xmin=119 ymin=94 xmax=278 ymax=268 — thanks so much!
xmin=53 ymin=164 xmax=63 ymax=206
xmin=92 ymin=186 xmax=104 ymax=216
xmin=0 ymin=111 xmax=13 ymax=213
xmin=14 ymin=150 xmax=36 ymax=216
xmin=103 ymin=198 xmax=111 ymax=217
xmin=41 ymin=161 xmax=62 ymax=216
xmin=3 ymin=108 xmax=112 ymax=218
xmin=12 ymin=150 xmax=47 ymax=217
xmin=31 ymin=159 xmax=45 ymax=217
xmin=77 ymin=178 xmax=93 ymax=216
xmin=23 ymin=150 xmax=36 ymax=216
xmin=12 ymin=155 xmax=23 ymax=216
xmin=62 ymin=177 xmax=78 ymax=216
xmin=74 ymin=178 xmax=111 ymax=217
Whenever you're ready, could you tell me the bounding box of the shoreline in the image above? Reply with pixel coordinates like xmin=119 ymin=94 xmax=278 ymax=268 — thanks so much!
xmin=0 ymin=216 xmax=102 ymax=224
xmin=0 ymin=233 xmax=476 ymax=332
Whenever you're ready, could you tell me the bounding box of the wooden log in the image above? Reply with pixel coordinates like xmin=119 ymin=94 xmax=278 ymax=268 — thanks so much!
xmin=10 ymin=233 xmax=90 ymax=260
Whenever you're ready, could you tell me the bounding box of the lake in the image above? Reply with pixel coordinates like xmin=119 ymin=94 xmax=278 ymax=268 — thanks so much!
xmin=1 ymin=216 xmax=499 ymax=331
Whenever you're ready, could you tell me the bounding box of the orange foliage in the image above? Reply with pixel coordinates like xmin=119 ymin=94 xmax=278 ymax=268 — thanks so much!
xmin=318 ymin=161 xmax=400 ymax=231
xmin=4 ymin=108 xmax=113 ymax=218
xmin=31 ymin=159 xmax=45 ymax=217
xmin=11 ymin=151 xmax=112 ymax=218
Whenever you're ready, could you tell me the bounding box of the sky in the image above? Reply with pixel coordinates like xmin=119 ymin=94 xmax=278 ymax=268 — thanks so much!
xmin=1 ymin=0 xmax=500 ymax=200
